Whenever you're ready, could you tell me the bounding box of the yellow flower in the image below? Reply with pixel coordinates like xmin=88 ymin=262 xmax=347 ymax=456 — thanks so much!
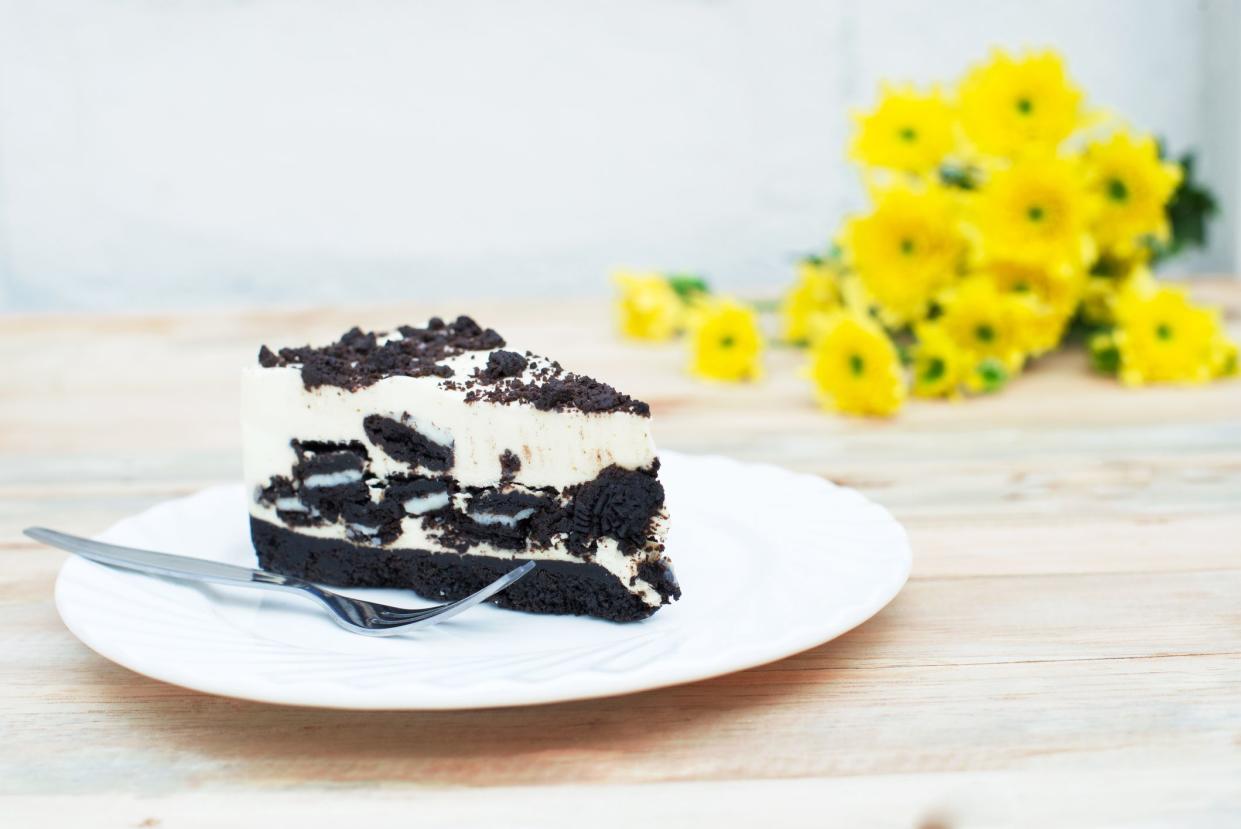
xmin=842 ymin=183 xmax=966 ymax=326
xmin=1083 ymin=132 xmax=1182 ymax=257
xmin=807 ymin=313 xmax=905 ymax=416
xmin=937 ymin=276 xmax=1032 ymax=371
xmin=983 ymin=260 xmax=1083 ymax=315
xmin=613 ymin=270 xmax=683 ymax=341
xmin=970 ymin=156 xmax=1095 ymax=272
xmin=959 ymin=49 xmax=1084 ymax=157
xmin=1015 ymin=302 xmax=1071 ymax=357
xmin=839 ymin=272 xmax=876 ymax=317
xmin=851 ymin=84 xmax=957 ymax=175
xmin=981 ymin=260 xmax=1085 ymax=355
xmin=688 ymin=296 xmax=764 ymax=382
xmin=911 ymin=323 xmax=969 ymax=399
xmin=781 ymin=258 xmax=842 ymax=344
xmin=1081 ymin=264 xmax=1156 ymax=326
xmin=1112 ymin=282 xmax=1233 ymax=386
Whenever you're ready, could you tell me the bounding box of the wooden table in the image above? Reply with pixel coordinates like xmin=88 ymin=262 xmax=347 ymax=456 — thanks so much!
xmin=3 ymin=283 xmax=1240 ymax=827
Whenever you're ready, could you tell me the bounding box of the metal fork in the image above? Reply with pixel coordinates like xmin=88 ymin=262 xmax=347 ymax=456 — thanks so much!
xmin=26 ymin=527 xmax=535 ymax=636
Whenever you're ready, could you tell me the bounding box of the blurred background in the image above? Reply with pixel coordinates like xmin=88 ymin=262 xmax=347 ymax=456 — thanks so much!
xmin=0 ymin=0 xmax=1237 ymax=312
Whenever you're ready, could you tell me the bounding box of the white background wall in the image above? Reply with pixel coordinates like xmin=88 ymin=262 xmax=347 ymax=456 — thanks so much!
xmin=0 ymin=0 xmax=1236 ymax=311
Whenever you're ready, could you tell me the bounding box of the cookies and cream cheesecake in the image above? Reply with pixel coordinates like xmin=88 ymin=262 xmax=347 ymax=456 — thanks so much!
xmin=242 ymin=316 xmax=680 ymax=622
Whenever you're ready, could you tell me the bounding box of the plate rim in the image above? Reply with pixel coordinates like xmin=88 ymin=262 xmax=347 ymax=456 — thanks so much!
xmin=53 ymin=452 xmax=912 ymax=710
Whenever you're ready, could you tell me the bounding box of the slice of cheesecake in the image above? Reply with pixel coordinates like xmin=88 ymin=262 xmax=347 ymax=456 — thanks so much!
xmin=242 ymin=316 xmax=680 ymax=622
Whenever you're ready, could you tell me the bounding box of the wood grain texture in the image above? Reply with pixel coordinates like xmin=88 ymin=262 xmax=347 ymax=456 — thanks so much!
xmin=1 ymin=282 xmax=1240 ymax=827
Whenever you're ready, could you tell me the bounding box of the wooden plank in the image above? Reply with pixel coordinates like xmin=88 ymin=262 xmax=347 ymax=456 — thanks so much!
xmin=7 ymin=766 xmax=1241 ymax=829
xmin=0 ymin=653 xmax=1237 ymax=793
xmin=1 ymin=571 xmax=1237 ymax=791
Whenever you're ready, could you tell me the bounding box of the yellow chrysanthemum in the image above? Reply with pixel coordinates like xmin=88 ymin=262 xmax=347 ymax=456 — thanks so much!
xmin=1081 ymin=265 xmax=1156 ymax=326
xmin=1017 ymin=302 xmax=1072 ymax=357
xmin=983 ymin=260 xmax=1083 ymax=315
xmin=1083 ymin=132 xmax=1182 ymax=257
xmin=781 ymin=258 xmax=842 ymax=344
xmin=1112 ymin=282 xmax=1233 ymax=386
xmin=959 ymin=49 xmax=1084 ymax=157
xmin=981 ymin=260 xmax=1085 ymax=355
xmin=970 ymin=156 xmax=1096 ymax=272
xmin=851 ymin=84 xmax=957 ymax=175
xmin=807 ymin=313 xmax=906 ymax=416
xmin=838 ymin=272 xmax=876 ymax=317
xmin=937 ymin=276 xmax=1032 ymax=371
xmin=687 ymin=296 xmax=764 ymax=382
xmin=842 ymin=183 xmax=966 ymax=326
xmin=1015 ymin=303 xmax=1070 ymax=357
xmin=911 ymin=323 xmax=969 ymax=399
xmin=613 ymin=270 xmax=683 ymax=341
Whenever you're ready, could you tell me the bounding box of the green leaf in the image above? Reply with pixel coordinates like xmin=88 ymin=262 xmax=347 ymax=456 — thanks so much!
xmin=972 ymin=358 xmax=1009 ymax=394
xmin=1089 ymin=332 xmax=1120 ymax=375
xmin=1151 ymin=148 xmax=1219 ymax=263
xmin=666 ymin=273 xmax=710 ymax=302
xmin=1089 ymin=254 xmax=1129 ymax=277
xmin=1062 ymin=314 xmax=1097 ymax=345
xmin=1090 ymin=343 xmax=1120 ymax=375
xmin=939 ymin=164 xmax=979 ymax=190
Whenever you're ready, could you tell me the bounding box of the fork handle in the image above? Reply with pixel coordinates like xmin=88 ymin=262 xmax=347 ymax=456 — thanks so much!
xmin=24 ymin=527 xmax=302 ymax=590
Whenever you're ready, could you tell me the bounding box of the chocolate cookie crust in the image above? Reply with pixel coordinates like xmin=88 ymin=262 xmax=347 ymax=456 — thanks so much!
xmin=251 ymin=518 xmax=680 ymax=622
xmin=259 ymin=316 xmax=503 ymax=390
xmin=257 ymin=318 xmax=650 ymax=417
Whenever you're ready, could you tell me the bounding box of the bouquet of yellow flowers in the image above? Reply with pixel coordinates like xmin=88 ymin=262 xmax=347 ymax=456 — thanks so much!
xmin=614 ymin=48 xmax=1237 ymax=416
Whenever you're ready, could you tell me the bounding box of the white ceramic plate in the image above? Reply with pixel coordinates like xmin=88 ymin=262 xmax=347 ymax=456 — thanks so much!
xmin=54 ymin=451 xmax=911 ymax=710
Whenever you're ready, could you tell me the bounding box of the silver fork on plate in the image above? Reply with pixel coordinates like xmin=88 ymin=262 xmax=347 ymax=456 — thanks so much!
xmin=25 ymin=527 xmax=535 ymax=636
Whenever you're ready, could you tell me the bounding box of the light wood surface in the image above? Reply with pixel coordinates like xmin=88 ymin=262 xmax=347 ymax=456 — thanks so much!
xmin=2 ymin=282 xmax=1240 ymax=827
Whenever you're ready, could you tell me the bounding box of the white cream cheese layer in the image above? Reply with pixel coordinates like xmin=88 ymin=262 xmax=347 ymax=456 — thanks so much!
xmin=248 ymin=501 xmax=669 ymax=608
xmin=241 ymin=348 xmax=656 ymax=491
